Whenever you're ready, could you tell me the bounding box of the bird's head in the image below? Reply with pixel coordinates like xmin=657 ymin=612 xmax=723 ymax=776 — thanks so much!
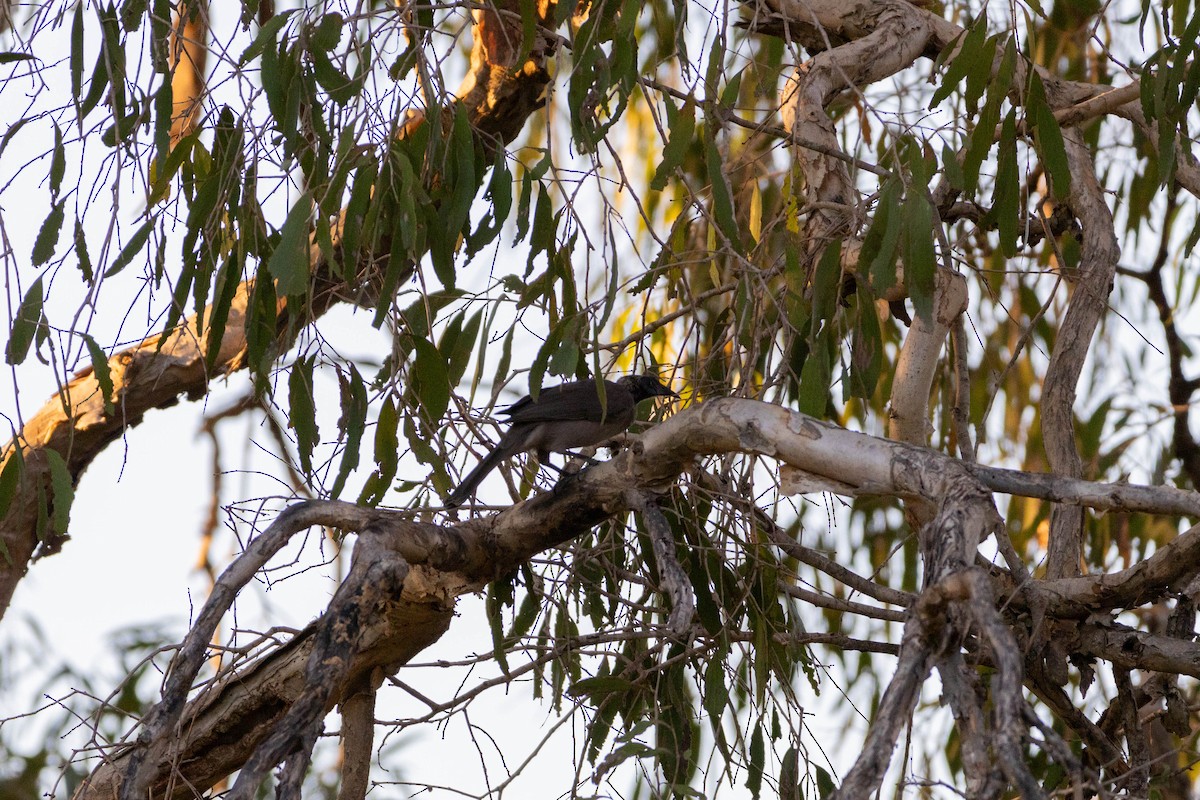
xmin=619 ymin=374 xmax=679 ymax=402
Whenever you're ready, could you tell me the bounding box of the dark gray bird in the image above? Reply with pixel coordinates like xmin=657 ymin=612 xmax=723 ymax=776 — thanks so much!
xmin=445 ymin=374 xmax=678 ymax=507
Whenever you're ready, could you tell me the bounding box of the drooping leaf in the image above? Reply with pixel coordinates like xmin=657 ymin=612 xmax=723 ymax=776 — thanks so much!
xmin=267 ymin=191 xmax=313 ymax=297
xmin=6 ymin=276 xmax=44 ymax=366
xmin=744 ymin=721 xmax=764 ymax=798
xmin=49 ymin=123 xmax=65 ymax=199
xmin=849 ymin=282 xmax=883 ymax=400
xmin=0 ymin=117 xmax=31 ymax=158
xmin=103 ymin=217 xmax=154 ymax=278
xmin=863 ymin=177 xmax=903 ymax=294
xmin=82 ymin=334 xmax=115 ymax=415
xmin=70 ymin=1 xmax=84 ymax=105
xmin=238 ymin=9 xmax=297 ymax=64
xmin=410 ymin=337 xmax=451 ymax=421
xmin=330 ymin=364 xmax=368 ymax=498
xmin=651 ymin=97 xmax=696 ymax=191
xmin=797 ymin=328 xmax=831 ymax=417
xmin=74 ymin=217 xmax=93 ymax=283
xmin=1027 ymin=72 xmax=1071 ymax=196
xmin=44 ymin=449 xmax=75 ymax=536
xmin=359 ymin=395 xmax=399 ymax=506
xmin=704 ymin=126 xmax=743 ymax=253
xmin=0 ymin=447 xmax=25 ymax=533
xmin=32 ymin=201 xmax=65 ymax=267
xmin=288 ymin=356 xmax=320 ymax=476
xmin=902 ymin=194 xmax=936 ymax=324
xmin=204 ymin=253 xmax=243 ymax=370
xmin=992 ymin=108 xmax=1020 ymax=258
xmin=930 ymin=17 xmax=988 ymax=109
xmin=963 ymin=36 xmax=1015 ymax=193
xmin=810 ymin=239 xmax=843 ymax=332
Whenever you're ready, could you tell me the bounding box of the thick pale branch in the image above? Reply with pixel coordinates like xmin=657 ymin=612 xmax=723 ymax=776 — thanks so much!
xmin=776 ymin=0 xmax=933 ymax=245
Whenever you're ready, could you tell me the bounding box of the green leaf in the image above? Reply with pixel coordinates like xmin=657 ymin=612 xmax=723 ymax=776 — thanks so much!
xmin=70 ymin=1 xmax=84 ymax=105
xmin=992 ymin=108 xmax=1020 ymax=258
xmin=508 ymin=583 xmax=541 ymax=641
xmin=526 ymin=182 xmax=556 ymax=276
xmin=410 ymin=337 xmax=450 ymax=421
xmin=0 ymin=447 xmax=25 ymax=530
xmin=330 ymin=364 xmax=368 ymax=498
xmin=268 ymin=191 xmax=313 ymax=297
xmin=443 ymin=309 xmax=483 ymax=386
xmin=359 ymin=395 xmax=400 ymax=506
xmin=486 ymin=582 xmax=512 ymax=675
xmin=702 ymin=650 xmax=728 ymax=721
xmin=850 ymin=282 xmax=883 ymax=400
xmin=78 ymin=4 xmax=120 ymax=122
xmin=6 ymin=276 xmax=44 ymax=366
xmin=0 ymin=117 xmax=31 ymax=159
xmin=246 ymin=265 xmax=278 ymax=393
xmin=863 ymin=177 xmax=902 ymax=294
xmin=963 ymin=37 xmax=1014 ymax=193
xmin=816 ymin=765 xmax=836 ymax=797
xmin=288 ymin=356 xmax=320 ymax=476
xmin=44 ymin=449 xmax=75 ymax=536
xmin=341 ymin=154 xmax=377 ymax=262
xmin=119 ymin=0 xmax=147 ymax=31
xmin=529 ymin=317 xmax=574 ymax=395
xmin=311 ymin=12 xmax=343 ymax=51
xmin=148 ymin=129 xmax=192 ymax=206
xmin=1027 ymin=72 xmax=1071 ymax=196
xmin=902 ymin=192 xmax=936 ymax=324
xmin=779 ymin=746 xmax=801 ymax=800
xmin=104 ymin=217 xmax=154 ymax=278
xmin=797 ymin=329 xmax=831 ymax=417
xmin=809 ymin=239 xmax=842 ymax=331
xmin=0 ymin=52 xmax=35 ymax=64
xmin=150 ymin=0 xmax=170 ymax=72
xmin=930 ymin=18 xmax=987 ymax=109
xmin=74 ymin=217 xmax=93 ymax=283
xmin=963 ymin=37 xmax=999 ymax=113
xmin=311 ymin=48 xmax=354 ymax=104
xmin=567 ymin=676 xmax=636 ymax=701
xmin=32 ymin=201 xmax=65 ymax=267
xmin=204 ymin=253 xmax=242 ymax=370
xmin=941 ymin=142 xmax=965 ymax=191
xmin=745 ymin=721 xmax=764 ymax=798
xmin=651 ymin=97 xmax=695 ymax=191
xmin=82 ymin=334 xmax=115 ymax=415
xmin=488 ymin=150 xmax=514 ymax=225
xmin=49 ymin=123 xmax=65 ymax=198
xmin=704 ymin=127 xmax=743 ymax=252
xmin=238 ymin=9 xmax=297 ymax=64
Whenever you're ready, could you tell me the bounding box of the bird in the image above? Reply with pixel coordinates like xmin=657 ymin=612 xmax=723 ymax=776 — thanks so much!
xmin=445 ymin=374 xmax=678 ymax=507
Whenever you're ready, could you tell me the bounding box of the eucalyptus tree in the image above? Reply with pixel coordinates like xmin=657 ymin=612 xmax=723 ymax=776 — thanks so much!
xmin=2 ymin=1 xmax=1200 ymax=798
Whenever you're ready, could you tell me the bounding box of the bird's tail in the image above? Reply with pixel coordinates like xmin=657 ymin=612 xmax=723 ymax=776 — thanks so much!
xmin=445 ymin=444 xmax=510 ymax=507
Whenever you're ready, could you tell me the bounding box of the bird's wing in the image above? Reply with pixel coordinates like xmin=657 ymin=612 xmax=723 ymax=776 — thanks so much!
xmin=501 ymin=380 xmax=633 ymax=424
